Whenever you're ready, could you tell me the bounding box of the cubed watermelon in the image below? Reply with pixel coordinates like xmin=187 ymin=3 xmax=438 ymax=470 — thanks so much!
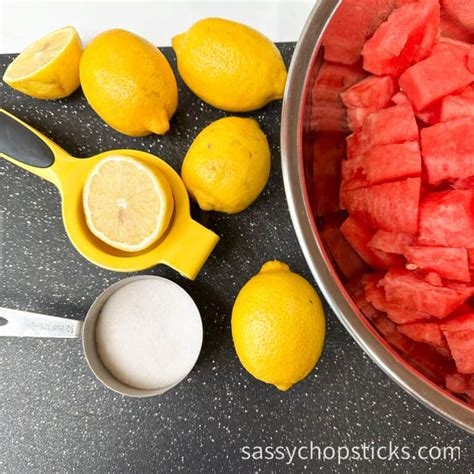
xmin=418 ymin=190 xmax=474 ymax=247
xmin=343 ymin=178 xmax=421 ymax=234
xmin=346 ymin=107 xmax=379 ymax=132
xmin=441 ymin=313 xmax=474 ymax=373
xmin=341 ymin=216 xmax=404 ymax=269
xmin=382 ymin=268 xmax=474 ymax=318
xmin=362 ymin=0 xmax=440 ymax=76
xmin=364 ymin=275 xmax=433 ymax=323
xmin=438 ymin=95 xmax=474 ymax=122
xmin=398 ymin=322 xmax=450 ymax=352
xmin=431 ymin=36 xmax=472 ymax=55
xmin=440 ymin=0 xmax=474 ymax=43
xmin=322 ymin=0 xmax=395 ymax=65
xmin=346 ymin=104 xmax=419 ymax=159
xmin=311 ymin=134 xmax=345 ymax=216
xmin=342 ymin=141 xmax=421 ymax=189
xmin=341 ymin=76 xmax=398 ymax=109
xmin=445 ymin=373 xmax=474 ymax=397
xmin=311 ymin=62 xmax=368 ymax=132
xmin=321 ymin=215 xmax=368 ymax=280
xmin=399 ymin=49 xmax=474 ymax=111
xmin=404 ymin=246 xmax=471 ymax=282
xmin=391 ymin=91 xmax=410 ymax=105
xmin=313 ymin=61 xmax=369 ymax=102
xmin=368 ymin=230 xmax=415 ymax=254
xmin=422 ymin=118 xmax=474 ymax=185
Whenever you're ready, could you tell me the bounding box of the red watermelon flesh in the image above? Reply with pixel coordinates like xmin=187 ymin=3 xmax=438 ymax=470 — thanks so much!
xmin=346 ymin=107 xmax=379 ymax=132
xmin=311 ymin=62 xmax=368 ymax=133
xmin=343 ymin=178 xmax=420 ymax=234
xmin=364 ymin=276 xmax=433 ymax=323
xmin=441 ymin=0 xmax=474 ymax=41
xmin=445 ymin=373 xmax=474 ymax=396
xmin=391 ymin=91 xmax=410 ymax=105
xmin=311 ymin=134 xmax=345 ymax=217
xmin=418 ymin=190 xmax=474 ymax=247
xmin=346 ymin=104 xmax=419 ymax=159
xmin=342 ymin=141 xmax=421 ymax=189
xmin=368 ymin=230 xmax=415 ymax=254
xmin=341 ymin=76 xmax=398 ymax=109
xmin=398 ymin=322 xmax=449 ymax=352
xmin=399 ymin=49 xmax=474 ymax=111
xmin=321 ymin=216 xmax=368 ymax=280
xmin=382 ymin=268 xmax=474 ymax=318
xmin=431 ymin=36 xmax=471 ymax=55
xmin=322 ymin=0 xmax=395 ymax=65
xmin=404 ymin=246 xmax=471 ymax=282
xmin=341 ymin=216 xmax=404 ymax=269
xmin=438 ymin=95 xmax=474 ymax=123
xmin=440 ymin=313 xmax=474 ymax=373
xmin=422 ymin=118 xmax=474 ymax=185
xmin=362 ymin=0 xmax=440 ymax=77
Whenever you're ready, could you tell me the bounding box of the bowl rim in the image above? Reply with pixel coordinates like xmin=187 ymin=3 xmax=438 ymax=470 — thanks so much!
xmin=280 ymin=0 xmax=474 ymax=434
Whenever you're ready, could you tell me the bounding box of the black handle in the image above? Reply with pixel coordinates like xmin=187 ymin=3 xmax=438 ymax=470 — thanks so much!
xmin=0 ymin=111 xmax=55 ymax=168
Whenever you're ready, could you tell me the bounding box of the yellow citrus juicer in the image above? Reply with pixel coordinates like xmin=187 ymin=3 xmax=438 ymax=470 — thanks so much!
xmin=0 ymin=109 xmax=219 ymax=279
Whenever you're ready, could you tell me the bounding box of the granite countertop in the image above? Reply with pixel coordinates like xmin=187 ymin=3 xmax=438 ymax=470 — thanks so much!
xmin=0 ymin=45 xmax=472 ymax=473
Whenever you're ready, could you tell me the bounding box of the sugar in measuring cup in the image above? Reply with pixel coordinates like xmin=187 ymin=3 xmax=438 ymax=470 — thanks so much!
xmin=0 ymin=276 xmax=203 ymax=397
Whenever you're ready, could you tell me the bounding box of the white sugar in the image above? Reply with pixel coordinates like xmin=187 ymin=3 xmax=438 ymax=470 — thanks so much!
xmin=95 ymin=278 xmax=202 ymax=390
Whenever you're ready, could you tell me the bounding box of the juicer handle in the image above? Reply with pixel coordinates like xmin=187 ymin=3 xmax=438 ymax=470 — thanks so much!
xmin=0 ymin=307 xmax=83 ymax=338
xmin=162 ymin=219 xmax=220 ymax=280
xmin=0 ymin=109 xmax=74 ymax=186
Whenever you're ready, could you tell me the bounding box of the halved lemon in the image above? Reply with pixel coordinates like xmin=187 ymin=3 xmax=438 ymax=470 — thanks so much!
xmin=83 ymin=156 xmax=174 ymax=252
xmin=3 ymin=26 xmax=82 ymax=99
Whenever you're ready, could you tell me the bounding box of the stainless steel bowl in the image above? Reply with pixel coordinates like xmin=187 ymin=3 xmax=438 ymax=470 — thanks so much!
xmin=281 ymin=0 xmax=474 ymax=433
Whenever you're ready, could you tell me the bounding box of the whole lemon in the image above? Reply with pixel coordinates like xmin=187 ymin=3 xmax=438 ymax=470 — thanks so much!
xmin=172 ymin=18 xmax=287 ymax=112
xmin=232 ymin=261 xmax=326 ymax=391
xmin=80 ymin=29 xmax=178 ymax=136
xmin=181 ymin=117 xmax=270 ymax=214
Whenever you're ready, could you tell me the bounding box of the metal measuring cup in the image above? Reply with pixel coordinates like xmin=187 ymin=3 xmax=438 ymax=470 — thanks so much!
xmin=0 ymin=275 xmax=203 ymax=397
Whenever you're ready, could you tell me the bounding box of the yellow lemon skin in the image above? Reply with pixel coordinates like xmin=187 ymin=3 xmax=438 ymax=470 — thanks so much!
xmin=232 ymin=261 xmax=326 ymax=391
xmin=181 ymin=117 xmax=270 ymax=214
xmin=3 ymin=26 xmax=82 ymax=99
xmin=172 ymin=18 xmax=287 ymax=112
xmin=80 ymin=29 xmax=178 ymax=136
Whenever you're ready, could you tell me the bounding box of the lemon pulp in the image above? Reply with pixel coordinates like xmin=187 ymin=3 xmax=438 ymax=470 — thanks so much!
xmin=83 ymin=156 xmax=174 ymax=252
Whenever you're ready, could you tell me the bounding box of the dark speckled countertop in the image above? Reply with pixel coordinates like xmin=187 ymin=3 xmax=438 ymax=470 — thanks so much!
xmin=0 ymin=45 xmax=472 ymax=473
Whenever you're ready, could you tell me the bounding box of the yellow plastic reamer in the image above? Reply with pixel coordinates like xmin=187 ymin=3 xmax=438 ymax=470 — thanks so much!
xmin=0 ymin=109 xmax=219 ymax=279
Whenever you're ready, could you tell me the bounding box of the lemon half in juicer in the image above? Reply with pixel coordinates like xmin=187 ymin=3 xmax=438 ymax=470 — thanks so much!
xmin=0 ymin=109 xmax=219 ymax=279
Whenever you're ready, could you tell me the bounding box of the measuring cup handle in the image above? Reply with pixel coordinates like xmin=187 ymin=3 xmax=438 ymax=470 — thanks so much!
xmin=0 ymin=307 xmax=83 ymax=338
xmin=0 ymin=109 xmax=73 ymax=186
xmin=162 ymin=219 xmax=220 ymax=280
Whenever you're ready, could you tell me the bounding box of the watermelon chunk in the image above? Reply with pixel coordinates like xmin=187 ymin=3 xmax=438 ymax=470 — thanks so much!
xmin=321 ymin=215 xmax=368 ymax=280
xmin=441 ymin=313 xmax=474 ymax=373
xmin=391 ymin=91 xmax=410 ymax=105
xmin=421 ymin=118 xmax=474 ymax=185
xmin=340 ymin=216 xmax=403 ymax=269
xmin=311 ymin=134 xmax=345 ymax=216
xmin=398 ymin=322 xmax=450 ymax=353
xmin=418 ymin=190 xmax=474 ymax=247
xmin=311 ymin=62 xmax=368 ymax=132
xmin=342 ymin=141 xmax=421 ymax=189
xmin=445 ymin=373 xmax=474 ymax=398
xmin=343 ymin=178 xmax=420 ymax=234
xmin=440 ymin=0 xmax=474 ymax=43
xmin=382 ymin=268 xmax=474 ymax=318
xmin=364 ymin=276 xmax=433 ymax=323
xmin=346 ymin=108 xmax=379 ymax=132
xmin=341 ymin=76 xmax=398 ymax=109
xmin=404 ymin=246 xmax=471 ymax=282
xmin=362 ymin=0 xmax=440 ymax=77
xmin=399 ymin=49 xmax=474 ymax=111
xmin=368 ymin=230 xmax=415 ymax=254
xmin=346 ymin=104 xmax=419 ymax=159
xmin=431 ymin=36 xmax=472 ymax=56
xmin=322 ymin=0 xmax=395 ymax=65
xmin=439 ymin=94 xmax=474 ymax=123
